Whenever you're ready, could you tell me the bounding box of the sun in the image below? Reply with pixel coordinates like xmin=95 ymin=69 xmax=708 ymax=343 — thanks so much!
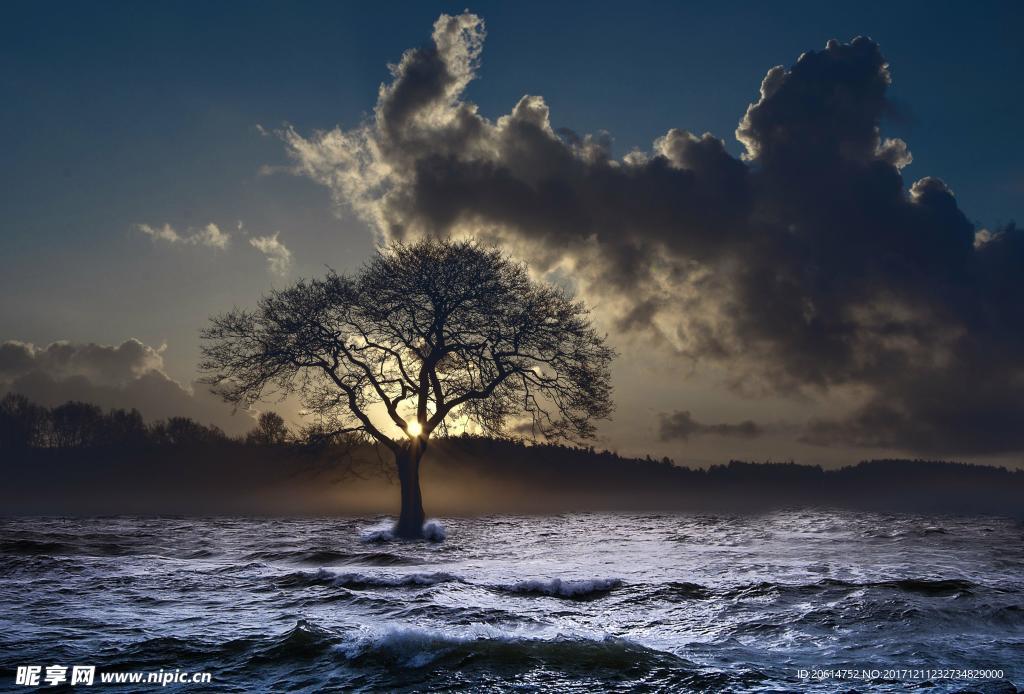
xmin=406 ymin=420 xmax=423 ymax=437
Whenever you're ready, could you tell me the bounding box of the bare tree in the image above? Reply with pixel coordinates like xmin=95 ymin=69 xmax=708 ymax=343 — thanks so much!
xmin=247 ymin=411 xmax=290 ymax=445
xmin=0 ymin=393 xmax=49 ymax=449
xmin=200 ymin=238 xmax=615 ymax=538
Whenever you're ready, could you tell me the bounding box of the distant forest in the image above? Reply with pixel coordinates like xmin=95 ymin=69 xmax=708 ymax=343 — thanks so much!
xmin=2 ymin=394 xmax=1022 ymax=517
xmin=0 ymin=393 xmax=290 ymax=449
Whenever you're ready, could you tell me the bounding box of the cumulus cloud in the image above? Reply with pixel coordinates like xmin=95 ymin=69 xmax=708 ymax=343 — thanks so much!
xmin=0 ymin=339 xmax=164 ymax=385
xmin=278 ymin=13 xmax=1023 ymax=456
xmin=0 ymin=339 xmax=253 ymax=435
xmin=249 ymin=232 xmax=292 ymax=276
xmin=136 ymin=222 xmax=230 ymax=249
xmin=658 ymin=411 xmax=762 ymax=442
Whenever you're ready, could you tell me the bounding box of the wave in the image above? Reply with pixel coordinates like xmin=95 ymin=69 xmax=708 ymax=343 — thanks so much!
xmin=243 ymin=549 xmax=415 ymax=566
xmin=724 ymin=577 xmax=979 ymax=599
xmin=0 ymin=554 xmax=88 ymax=579
xmin=274 ymin=569 xmax=462 ymax=590
xmin=93 ymin=620 xmax=707 ymax=694
xmin=873 ymin=578 xmax=976 ymax=596
xmin=863 ymin=524 xmax=952 ymax=540
xmin=359 ymin=525 xmax=396 ymax=543
xmin=497 ymin=577 xmax=622 ymax=599
xmin=248 ymin=619 xmax=339 ymax=662
xmin=275 ymin=568 xmax=626 ymax=600
xmin=110 ymin=634 xmax=234 ymax=665
xmin=342 ymin=623 xmax=692 ymax=673
xmin=272 ymin=567 xmax=628 ymax=600
xmin=629 ymin=577 xmax=985 ymax=604
xmin=210 ymin=561 xmax=271 ymax=575
xmin=645 ymin=581 xmax=715 ymax=601
xmin=92 ymin=622 xmax=339 ymax=671
xmin=0 ymin=539 xmax=131 ymax=557
xmin=423 ymin=520 xmax=446 ymax=542
xmin=0 ymin=539 xmax=71 ymax=555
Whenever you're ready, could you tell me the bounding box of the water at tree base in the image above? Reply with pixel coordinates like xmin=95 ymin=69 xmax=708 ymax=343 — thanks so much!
xmin=1 ymin=512 xmax=1021 ymax=692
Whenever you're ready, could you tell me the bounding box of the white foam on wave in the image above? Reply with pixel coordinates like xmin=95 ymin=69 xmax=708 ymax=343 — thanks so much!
xmin=359 ymin=524 xmax=395 ymax=543
xmin=501 ymin=577 xmax=623 ymax=598
xmin=342 ymin=624 xmax=500 ymax=667
xmin=422 ymin=519 xmax=446 ymax=542
xmin=340 ymin=623 xmax=640 ymax=668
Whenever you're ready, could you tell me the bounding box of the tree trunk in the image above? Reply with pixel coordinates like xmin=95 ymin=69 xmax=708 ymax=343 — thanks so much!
xmin=394 ymin=444 xmax=426 ymax=539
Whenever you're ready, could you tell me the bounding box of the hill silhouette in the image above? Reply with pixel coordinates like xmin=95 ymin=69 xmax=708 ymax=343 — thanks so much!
xmin=2 ymin=394 xmax=1021 ymax=516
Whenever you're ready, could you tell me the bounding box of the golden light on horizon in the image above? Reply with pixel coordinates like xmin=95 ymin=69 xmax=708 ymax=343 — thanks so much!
xmin=407 ymin=420 xmax=423 ymax=437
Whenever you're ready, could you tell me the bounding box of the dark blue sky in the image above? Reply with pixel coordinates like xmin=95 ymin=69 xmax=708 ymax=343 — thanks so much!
xmin=1 ymin=1 xmax=1022 ymax=463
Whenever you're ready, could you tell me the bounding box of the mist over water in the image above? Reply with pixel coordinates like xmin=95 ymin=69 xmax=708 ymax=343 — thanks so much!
xmin=1 ymin=511 xmax=1021 ymax=692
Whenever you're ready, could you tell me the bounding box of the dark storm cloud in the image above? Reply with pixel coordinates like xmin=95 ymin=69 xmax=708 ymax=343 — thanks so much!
xmin=282 ymin=14 xmax=1023 ymax=455
xmin=0 ymin=339 xmax=253 ymax=434
xmin=658 ymin=411 xmax=762 ymax=442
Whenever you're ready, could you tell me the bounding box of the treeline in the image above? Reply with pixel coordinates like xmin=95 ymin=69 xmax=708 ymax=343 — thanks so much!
xmin=0 ymin=393 xmax=291 ymax=449
xmin=428 ymin=435 xmax=1023 ymax=515
xmin=434 ymin=433 xmax=1015 ymax=486
xmin=2 ymin=397 xmax=1022 ymax=516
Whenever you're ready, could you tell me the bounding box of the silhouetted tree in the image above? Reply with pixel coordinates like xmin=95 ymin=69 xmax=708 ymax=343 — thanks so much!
xmin=247 ymin=411 xmax=290 ymax=445
xmin=150 ymin=416 xmax=228 ymax=446
xmin=49 ymin=401 xmax=103 ymax=448
xmin=98 ymin=408 xmax=148 ymax=447
xmin=0 ymin=393 xmax=49 ymax=449
xmin=201 ymin=238 xmax=615 ymax=537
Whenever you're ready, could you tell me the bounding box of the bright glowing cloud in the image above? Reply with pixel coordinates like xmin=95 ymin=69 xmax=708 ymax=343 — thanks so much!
xmin=249 ymin=232 xmax=293 ymax=276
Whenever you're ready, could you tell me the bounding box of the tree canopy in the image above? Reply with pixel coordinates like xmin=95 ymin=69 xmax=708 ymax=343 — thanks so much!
xmin=201 ymin=238 xmax=615 ymax=451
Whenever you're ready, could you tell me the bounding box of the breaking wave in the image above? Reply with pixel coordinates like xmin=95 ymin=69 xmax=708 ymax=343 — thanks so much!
xmin=340 ymin=623 xmax=690 ymax=672
xmin=497 ymin=577 xmax=623 ymax=599
xmin=359 ymin=524 xmax=396 ymax=543
xmin=422 ymin=519 xmax=446 ymax=542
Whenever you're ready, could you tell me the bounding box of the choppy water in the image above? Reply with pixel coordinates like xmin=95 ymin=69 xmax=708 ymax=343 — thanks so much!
xmin=1 ymin=512 xmax=1022 ymax=692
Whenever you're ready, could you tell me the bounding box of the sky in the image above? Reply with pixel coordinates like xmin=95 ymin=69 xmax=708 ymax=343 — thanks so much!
xmin=1 ymin=1 xmax=1022 ymax=467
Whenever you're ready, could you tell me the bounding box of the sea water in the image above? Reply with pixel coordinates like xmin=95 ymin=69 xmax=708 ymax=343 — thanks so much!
xmin=1 ymin=511 xmax=1021 ymax=692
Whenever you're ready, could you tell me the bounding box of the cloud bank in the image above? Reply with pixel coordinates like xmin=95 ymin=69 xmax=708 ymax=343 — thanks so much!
xmin=0 ymin=339 xmax=252 ymax=435
xmin=280 ymin=14 xmax=1023 ymax=456
xmin=659 ymin=411 xmax=762 ymax=442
